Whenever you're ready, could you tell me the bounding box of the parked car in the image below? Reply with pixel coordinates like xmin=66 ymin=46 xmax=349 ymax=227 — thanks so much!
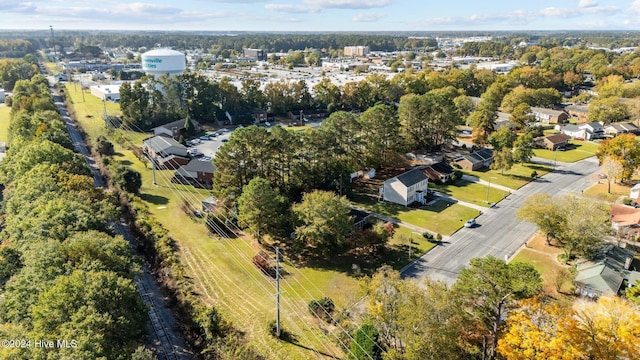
xmin=463 ymin=219 xmax=476 ymax=228
xmin=199 ymin=135 xmax=210 ymax=141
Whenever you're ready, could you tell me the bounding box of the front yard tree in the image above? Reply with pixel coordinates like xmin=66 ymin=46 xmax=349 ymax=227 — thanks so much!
xmin=491 ymin=148 xmax=514 ymax=175
xmin=601 ymin=156 xmax=624 ymax=193
xmin=517 ymin=193 xmax=565 ymax=245
xmin=291 ymin=190 xmax=353 ymax=257
xmin=513 ymin=132 xmax=534 ymax=164
xmin=452 ymin=256 xmax=543 ymax=360
xmin=595 ymin=133 xmax=640 ymax=182
xmin=237 ymin=177 xmax=285 ymax=240
xmin=488 ymin=126 xmax=516 ymax=150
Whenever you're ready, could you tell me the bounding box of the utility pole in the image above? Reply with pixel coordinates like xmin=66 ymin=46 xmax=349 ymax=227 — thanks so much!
xmin=49 ymin=26 xmax=57 ymax=61
xmin=148 ymin=154 xmax=157 ymax=185
xmin=275 ymin=247 xmax=281 ymax=338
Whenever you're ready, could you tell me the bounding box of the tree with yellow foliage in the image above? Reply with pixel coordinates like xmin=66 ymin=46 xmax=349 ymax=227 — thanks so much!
xmin=498 ymin=296 xmax=640 ymax=360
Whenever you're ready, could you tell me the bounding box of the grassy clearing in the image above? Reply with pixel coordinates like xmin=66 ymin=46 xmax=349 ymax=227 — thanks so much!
xmin=583 ymin=181 xmax=630 ymax=203
xmin=386 ymin=226 xmax=437 ymax=269
xmin=533 ymin=140 xmax=599 ymax=162
xmin=62 ymin=83 xmax=122 ymax=144
xmin=431 ymin=180 xmax=507 ymax=208
xmin=511 ymin=235 xmax=573 ymax=297
xmin=462 ymin=162 xmax=553 ymax=190
xmin=0 ymin=105 xmax=10 ymax=143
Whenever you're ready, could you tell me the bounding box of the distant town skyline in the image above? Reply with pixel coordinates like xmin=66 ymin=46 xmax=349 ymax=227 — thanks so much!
xmin=2 ymin=0 xmax=640 ymax=32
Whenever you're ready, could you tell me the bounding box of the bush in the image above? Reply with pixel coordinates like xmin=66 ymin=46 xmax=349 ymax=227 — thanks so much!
xmin=308 ymin=297 xmax=335 ymax=323
xmin=531 ymin=170 xmax=538 ymax=179
xmin=252 ymin=250 xmax=276 ymax=278
xmin=422 ymin=232 xmax=434 ymax=240
xmin=96 ymin=135 xmax=115 ymax=156
xmin=623 ymin=197 xmax=633 ymax=206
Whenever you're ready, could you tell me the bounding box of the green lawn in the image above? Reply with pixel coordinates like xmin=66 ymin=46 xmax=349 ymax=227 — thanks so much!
xmin=533 ymin=140 xmax=599 ymax=162
xmin=431 ymin=180 xmax=508 ymax=208
xmin=511 ymin=248 xmax=573 ymax=295
xmin=462 ymin=162 xmax=553 ymax=190
xmin=351 ymin=192 xmax=480 ymax=236
xmin=62 ymin=83 xmax=122 ymax=144
xmin=0 ymin=105 xmax=10 ymax=143
xmin=386 ymin=226 xmax=437 ymax=269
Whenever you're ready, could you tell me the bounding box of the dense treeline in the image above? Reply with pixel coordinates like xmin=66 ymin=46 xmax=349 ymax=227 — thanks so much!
xmin=0 ymin=68 xmax=149 ymax=359
xmin=0 ymin=55 xmax=39 ymax=91
xmin=0 ymin=39 xmax=38 ymax=58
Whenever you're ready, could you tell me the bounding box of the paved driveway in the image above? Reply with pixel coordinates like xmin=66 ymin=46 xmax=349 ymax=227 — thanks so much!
xmin=402 ymin=157 xmax=601 ymax=286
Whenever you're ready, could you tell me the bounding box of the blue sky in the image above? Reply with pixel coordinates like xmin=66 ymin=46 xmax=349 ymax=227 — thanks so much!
xmin=1 ymin=0 xmax=640 ymax=32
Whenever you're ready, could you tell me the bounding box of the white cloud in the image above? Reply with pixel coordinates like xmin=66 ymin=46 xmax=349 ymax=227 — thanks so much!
xmin=579 ymin=0 xmax=597 ymax=8
xmin=352 ymin=12 xmax=383 ymax=22
xmin=629 ymin=0 xmax=640 ymax=14
xmin=264 ymin=4 xmax=315 ymax=13
xmin=302 ymin=0 xmax=392 ymax=10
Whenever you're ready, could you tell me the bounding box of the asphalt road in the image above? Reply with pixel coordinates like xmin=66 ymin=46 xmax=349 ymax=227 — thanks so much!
xmin=402 ymin=156 xmax=601 ymax=286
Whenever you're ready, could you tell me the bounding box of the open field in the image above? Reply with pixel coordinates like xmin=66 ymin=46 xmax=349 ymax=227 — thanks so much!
xmin=533 ymin=140 xmax=599 ymax=163
xmin=0 ymin=105 xmax=10 ymax=143
xmin=112 ymin=134 xmax=353 ymax=359
xmin=462 ymin=162 xmax=553 ymax=190
xmin=583 ymin=180 xmax=631 ymax=203
xmin=62 ymin=83 xmax=122 ymax=143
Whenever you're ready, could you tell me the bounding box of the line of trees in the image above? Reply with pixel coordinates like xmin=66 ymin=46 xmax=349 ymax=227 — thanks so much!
xmin=0 ymin=70 xmax=149 ymax=358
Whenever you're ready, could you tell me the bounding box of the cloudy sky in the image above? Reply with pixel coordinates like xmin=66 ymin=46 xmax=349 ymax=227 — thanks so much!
xmin=1 ymin=0 xmax=640 ymax=32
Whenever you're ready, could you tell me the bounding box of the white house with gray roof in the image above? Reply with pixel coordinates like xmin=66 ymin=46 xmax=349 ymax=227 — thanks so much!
xmin=380 ymin=168 xmax=429 ymax=206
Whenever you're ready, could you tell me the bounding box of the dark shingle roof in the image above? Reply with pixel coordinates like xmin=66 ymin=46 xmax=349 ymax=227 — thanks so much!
xmin=396 ymin=168 xmax=428 ymax=187
xmin=143 ymin=135 xmax=185 ymax=153
xmin=545 ymin=133 xmax=570 ymax=144
xmin=428 ymin=161 xmax=455 ymax=175
xmin=182 ymin=159 xmax=215 ymax=173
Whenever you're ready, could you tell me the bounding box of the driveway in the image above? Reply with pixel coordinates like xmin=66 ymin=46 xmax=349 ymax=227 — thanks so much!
xmin=401 ymin=156 xmax=601 ymax=286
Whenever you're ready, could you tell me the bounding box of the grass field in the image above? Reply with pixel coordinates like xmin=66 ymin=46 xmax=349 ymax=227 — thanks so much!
xmin=62 ymin=83 xmax=122 ymax=143
xmin=0 ymin=105 xmax=10 ymax=143
xmin=582 ymin=181 xmax=630 ymax=203
xmin=533 ymin=140 xmax=599 ymax=163
xmin=462 ymin=162 xmax=553 ymax=190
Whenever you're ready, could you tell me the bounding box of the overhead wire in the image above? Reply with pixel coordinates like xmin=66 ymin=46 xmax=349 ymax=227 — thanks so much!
xmin=108 ymin=119 xmax=353 ymax=359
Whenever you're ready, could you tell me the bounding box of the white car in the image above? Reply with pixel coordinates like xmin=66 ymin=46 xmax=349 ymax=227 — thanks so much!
xmin=463 ymin=219 xmax=477 ymax=228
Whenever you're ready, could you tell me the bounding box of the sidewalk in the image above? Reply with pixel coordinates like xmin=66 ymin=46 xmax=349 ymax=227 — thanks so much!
xmin=432 ymin=191 xmax=490 ymax=212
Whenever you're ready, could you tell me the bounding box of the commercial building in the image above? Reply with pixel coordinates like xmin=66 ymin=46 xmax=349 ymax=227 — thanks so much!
xmin=90 ymin=84 xmax=121 ymax=102
xmin=243 ymin=48 xmax=267 ymax=61
xmin=344 ymin=46 xmax=370 ymax=57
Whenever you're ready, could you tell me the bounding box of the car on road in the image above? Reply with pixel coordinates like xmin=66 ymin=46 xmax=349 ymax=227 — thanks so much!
xmin=463 ymin=219 xmax=476 ymax=228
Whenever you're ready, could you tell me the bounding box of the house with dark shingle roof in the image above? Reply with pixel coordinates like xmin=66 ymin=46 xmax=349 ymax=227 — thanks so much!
xmin=574 ymin=244 xmax=639 ymax=299
xmin=381 ymin=168 xmax=429 ymax=206
xmin=530 ymin=107 xmax=569 ymax=125
xmin=172 ymin=159 xmax=215 ymax=188
xmin=142 ymin=135 xmax=190 ymax=169
xmin=455 ymin=148 xmax=494 ymax=171
xmin=422 ymin=161 xmax=455 ymax=183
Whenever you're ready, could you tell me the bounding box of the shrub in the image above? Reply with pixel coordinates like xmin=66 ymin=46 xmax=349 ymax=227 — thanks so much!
xmin=308 ymin=297 xmax=335 ymax=323
xmin=96 ymin=135 xmax=115 ymax=156
xmin=252 ymin=250 xmax=276 ymax=278
xmin=531 ymin=170 xmax=538 ymax=179
xmin=422 ymin=232 xmax=434 ymax=240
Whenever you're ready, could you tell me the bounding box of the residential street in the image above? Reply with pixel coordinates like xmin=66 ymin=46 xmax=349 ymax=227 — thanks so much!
xmin=401 ymin=156 xmax=601 ymax=286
